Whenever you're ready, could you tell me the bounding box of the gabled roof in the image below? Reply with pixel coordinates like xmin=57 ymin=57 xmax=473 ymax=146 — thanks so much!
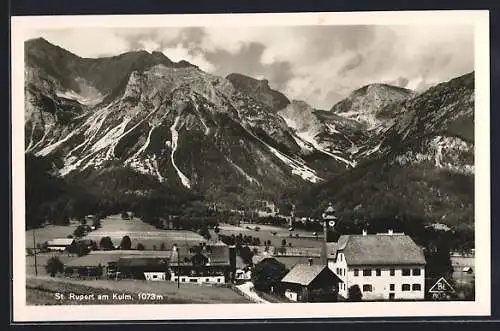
xmin=65 ymin=250 xmax=172 ymax=267
xmin=337 ymin=234 xmax=426 ymax=266
xmin=281 ymin=264 xmax=342 ymax=286
xmin=47 ymin=238 xmax=75 ymax=246
xmin=117 ymin=256 xmax=168 ymax=267
xmin=252 ymin=254 xmax=276 ymax=265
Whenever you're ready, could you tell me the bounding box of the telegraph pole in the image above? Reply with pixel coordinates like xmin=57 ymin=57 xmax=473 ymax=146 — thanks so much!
xmin=32 ymin=229 xmax=38 ymax=276
xmin=177 ymin=251 xmax=180 ymax=289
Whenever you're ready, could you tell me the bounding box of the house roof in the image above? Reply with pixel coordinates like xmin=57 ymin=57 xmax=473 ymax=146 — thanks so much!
xmin=252 ymin=254 xmax=276 ymax=265
xmin=281 ymin=264 xmax=342 ymax=286
xmin=274 ymin=256 xmax=322 ymax=270
xmin=47 ymin=238 xmax=75 ymax=246
xmin=337 ymin=234 xmax=426 ymax=266
xmin=117 ymin=256 xmax=169 ymax=267
xmin=65 ymin=250 xmax=172 ymax=267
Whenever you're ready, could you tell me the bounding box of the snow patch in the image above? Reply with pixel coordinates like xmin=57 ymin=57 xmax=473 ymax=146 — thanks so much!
xmin=296 ymin=132 xmax=356 ymax=168
xmin=225 ymin=156 xmax=260 ymax=186
xmin=36 ymin=131 xmax=75 ymax=157
xmin=291 ymin=134 xmax=314 ymax=153
xmin=325 ymin=123 xmax=340 ymax=134
xmin=56 ymin=89 xmax=104 ymax=106
xmin=261 ymin=140 xmax=322 ymax=183
xmin=127 ymin=155 xmax=165 ymax=183
xmin=170 ymin=115 xmax=191 ymax=188
xmin=25 ymin=124 xmax=35 ymax=153
xmin=130 ymin=125 xmax=156 ymax=160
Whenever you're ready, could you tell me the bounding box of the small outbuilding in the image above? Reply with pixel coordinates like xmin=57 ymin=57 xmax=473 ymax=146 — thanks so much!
xmin=281 ymin=259 xmax=342 ymax=302
xmin=47 ymin=238 xmax=75 ymax=251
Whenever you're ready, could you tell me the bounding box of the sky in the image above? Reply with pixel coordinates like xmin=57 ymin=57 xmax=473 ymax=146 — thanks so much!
xmin=26 ymin=25 xmax=474 ymax=109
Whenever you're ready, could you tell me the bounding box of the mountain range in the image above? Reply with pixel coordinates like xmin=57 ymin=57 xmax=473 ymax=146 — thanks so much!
xmin=24 ymin=37 xmax=474 ymax=229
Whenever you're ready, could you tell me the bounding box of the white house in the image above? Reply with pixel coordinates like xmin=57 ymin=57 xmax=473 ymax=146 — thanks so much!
xmin=327 ymin=230 xmax=426 ymax=301
xmin=144 ymin=272 xmax=167 ymax=281
xmin=235 ymin=268 xmax=252 ymax=281
xmin=46 ymin=238 xmax=75 ymax=251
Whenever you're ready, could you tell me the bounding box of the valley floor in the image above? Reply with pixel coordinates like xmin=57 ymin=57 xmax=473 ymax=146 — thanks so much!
xmin=26 ymin=276 xmax=252 ymax=305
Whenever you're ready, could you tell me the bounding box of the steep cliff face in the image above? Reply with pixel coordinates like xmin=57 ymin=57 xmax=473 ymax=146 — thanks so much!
xmin=278 ymin=100 xmax=365 ymax=168
xmin=378 ymin=72 xmax=474 ymax=174
xmin=24 ymin=38 xmax=475 ymax=219
xmin=330 ymin=83 xmax=415 ymax=130
xmin=25 ymin=40 xmax=355 ymax=203
xmin=226 ymin=73 xmax=290 ymax=111
xmin=294 ymin=72 xmax=475 ymax=229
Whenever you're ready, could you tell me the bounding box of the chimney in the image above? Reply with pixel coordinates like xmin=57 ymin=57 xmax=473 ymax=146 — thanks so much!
xmin=308 ymin=258 xmax=313 ymax=266
xmin=388 ymin=229 xmax=394 ymax=235
xmin=362 ymin=229 xmax=367 ymax=236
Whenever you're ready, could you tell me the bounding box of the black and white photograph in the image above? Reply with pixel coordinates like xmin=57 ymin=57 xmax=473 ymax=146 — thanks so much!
xmin=11 ymin=11 xmax=490 ymax=321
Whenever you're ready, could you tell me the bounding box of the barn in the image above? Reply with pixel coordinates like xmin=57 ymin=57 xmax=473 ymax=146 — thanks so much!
xmin=281 ymin=259 xmax=342 ymax=302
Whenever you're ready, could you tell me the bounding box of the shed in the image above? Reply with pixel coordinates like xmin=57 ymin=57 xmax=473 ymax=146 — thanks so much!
xmin=281 ymin=260 xmax=342 ymax=302
xmin=47 ymin=238 xmax=75 ymax=251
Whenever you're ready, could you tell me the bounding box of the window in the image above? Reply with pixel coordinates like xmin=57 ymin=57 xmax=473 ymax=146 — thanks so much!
xmin=363 ymin=284 xmax=372 ymax=292
xmin=190 ymin=278 xmax=197 ymax=283
xmin=205 ymin=278 xmax=210 ymax=282
xmin=402 ymin=269 xmax=411 ymax=276
xmin=363 ymin=269 xmax=372 ymax=276
xmin=390 ymin=269 xmax=395 ymax=276
xmin=389 ymin=284 xmax=395 ymax=291
xmin=354 ymin=269 xmax=359 ymax=276
xmin=412 ymin=284 xmax=421 ymax=291
xmin=402 ymin=284 xmax=411 ymax=291
xmin=340 ymin=254 xmax=343 ymax=261
xmin=389 ymin=293 xmax=395 ymax=300
xmin=217 ymin=278 xmax=221 ymax=283
xmin=412 ymin=268 xmax=421 ymax=276
xmin=336 ymin=268 xmax=340 ymax=275
xmin=376 ymin=268 xmax=381 ymax=276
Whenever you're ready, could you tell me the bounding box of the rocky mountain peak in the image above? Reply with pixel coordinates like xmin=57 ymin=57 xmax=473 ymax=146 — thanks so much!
xmin=330 ymin=82 xmax=414 ymax=130
xmin=226 ymin=73 xmax=290 ymax=112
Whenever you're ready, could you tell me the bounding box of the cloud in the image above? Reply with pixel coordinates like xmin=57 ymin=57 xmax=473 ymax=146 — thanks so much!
xmin=26 ymin=24 xmax=474 ymax=109
xmin=28 ymin=28 xmax=132 ymax=57
xmin=162 ymin=44 xmax=215 ymax=72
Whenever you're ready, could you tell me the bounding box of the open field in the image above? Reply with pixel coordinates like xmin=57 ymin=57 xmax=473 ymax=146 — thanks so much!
xmin=26 ymin=252 xmax=77 ymax=276
xmin=83 ymin=215 xmax=206 ymax=249
xmin=214 ymin=223 xmax=325 ymax=248
xmin=451 ymin=256 xmax=475 ymax=286
xmin=26 ymin=224 xmax=79 ymax=249
xmin=26 ymin=276 xmax=251 ymax=305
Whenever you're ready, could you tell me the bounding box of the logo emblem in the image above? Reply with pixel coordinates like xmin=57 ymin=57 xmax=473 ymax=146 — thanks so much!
xmin=429 ymin=277 xmax=455 ymax=300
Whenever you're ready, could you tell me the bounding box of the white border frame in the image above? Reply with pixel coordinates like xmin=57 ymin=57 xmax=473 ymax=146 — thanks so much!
xmin=11 ymin=10 xmax=491 ymax=322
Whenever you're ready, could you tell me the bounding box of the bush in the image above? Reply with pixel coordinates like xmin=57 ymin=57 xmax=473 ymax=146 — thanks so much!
xmin=160 ymin=243 xmax=166 ymax=251
xmin=251 ymin=259 xmax=288 ymax=292
xmin=73 ymin=225 xmax=86 ymax=238
xmin=119 ymin=235 xmax=132 ymax=250
xmin=348 ymin=285 xmax=362 ymax=302
xmin=137 ymin=243 xmax=145 ymax=251
xmin=99 ymin=236 xmax=114 ymax=250
xmin=45 ymin=256 xmax=64 ymax=277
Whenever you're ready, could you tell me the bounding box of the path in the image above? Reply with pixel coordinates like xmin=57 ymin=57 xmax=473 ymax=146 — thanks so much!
xmin=235 ymin=281 xmax=271 ymax=304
